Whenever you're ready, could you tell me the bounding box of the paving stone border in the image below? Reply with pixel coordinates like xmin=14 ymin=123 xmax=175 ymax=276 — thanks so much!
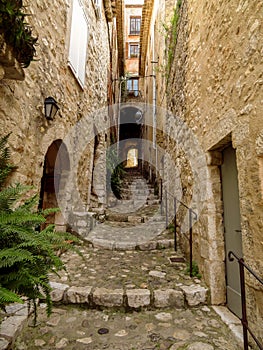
xmin=86 ymin=237 xmax=175 ymax=251
xmin=49 ymin=281 xmax=208 ymax=310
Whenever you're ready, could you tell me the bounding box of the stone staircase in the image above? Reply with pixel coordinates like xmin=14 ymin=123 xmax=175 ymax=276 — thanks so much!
xmin=105 ymin=169 xmax=160 ymax=225
xmin=2 ymin=171 xmax=242 ymax=350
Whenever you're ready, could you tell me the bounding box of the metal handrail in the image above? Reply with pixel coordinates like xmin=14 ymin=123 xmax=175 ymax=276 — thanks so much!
xmin=228 ymin=251 xmax=263 ymax=350
xmin=163 ymin=189 xmax=197 ymax=277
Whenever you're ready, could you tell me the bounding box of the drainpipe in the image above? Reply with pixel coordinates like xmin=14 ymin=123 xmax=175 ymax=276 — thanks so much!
xmin=118 ymin=76 xmax=126 ymax=157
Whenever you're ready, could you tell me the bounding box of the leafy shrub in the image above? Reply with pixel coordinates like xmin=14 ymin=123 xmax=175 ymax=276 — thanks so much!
xmin=0 ymin=134 xmax=78 ymax=323
xmin=0 ymin=0 xmax=38 ymax=68
xmin=106 ymin=144 xmax=126 ymax=199
xmin=185 ymin=260 xmax=202 ymax=279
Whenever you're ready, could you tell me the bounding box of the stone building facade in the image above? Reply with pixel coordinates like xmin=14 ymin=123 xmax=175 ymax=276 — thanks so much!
xmin=0 ymin=0 xmax=121 ymax=231
xmin=140 ymin=0 xmax=263 ymax=344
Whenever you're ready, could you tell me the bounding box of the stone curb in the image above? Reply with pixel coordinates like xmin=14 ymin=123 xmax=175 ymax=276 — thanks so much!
xmin=49 ymin=281 xmax=208 ymax=310
xmin=85 ymin=238 xmax=174 ymax=251
xmin=0 ymin=284 xmax=208 ymax=349
xmin=0 ymin=303 xmax=33 ymax=350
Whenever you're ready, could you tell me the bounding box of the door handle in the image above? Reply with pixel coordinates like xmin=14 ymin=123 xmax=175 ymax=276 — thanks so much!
xmin=235 ymin=230 xmax=241 ymax=233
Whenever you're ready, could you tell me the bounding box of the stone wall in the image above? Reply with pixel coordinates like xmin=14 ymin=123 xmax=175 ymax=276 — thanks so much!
xmin=0 ymin=0 xmax=115 ymax=229
xmin=165 ymin=0 xmax=263 ymax=342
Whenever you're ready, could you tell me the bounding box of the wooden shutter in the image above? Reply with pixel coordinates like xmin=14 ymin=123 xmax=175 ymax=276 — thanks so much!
xmin=68 ymin=0 xmax=88 ymax=87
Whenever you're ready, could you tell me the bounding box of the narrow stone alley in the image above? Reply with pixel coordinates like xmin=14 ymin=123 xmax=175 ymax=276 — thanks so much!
xmin=0 ymin=0 xmax=262 ymax=349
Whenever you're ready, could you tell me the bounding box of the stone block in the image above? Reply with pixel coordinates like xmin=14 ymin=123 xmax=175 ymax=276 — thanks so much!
xmin=127 ymin=216 xmax=142 ymax=223
xmin=180 ymin=285 xmax=208 ymax=306
xmin=126 ymin=289 xmax=151 ymax=308
xmin=149 ymin=270 xmax=166 ymax=279
xmin=157 ymin=239 xmax=173 ymax=249
xmin=92 ymin=238 xmax=115 ymax=250
xmin=93 ymin=288 xmax=123 ymax=307
xmin=114 ymin=241 xmax=136 ymax=250
xmin=66 ymin=286 xmax=92 ymax=304
xmin=0 ymin=315 xmax=27 ymax=341
xmin=50 ymin=282 xmax=69 ymax=302
xmin=77 ymin=220 xmax=88 ymax=227
xmin=138 ymin=241 xmax=157 ymax=250
xmin=0 ymin=338 xmax=9 ymax=350
xmin=187 ymin=342 xmax=214 ymax=350
xmin=154 ymin=289 xmax=184 ymax=308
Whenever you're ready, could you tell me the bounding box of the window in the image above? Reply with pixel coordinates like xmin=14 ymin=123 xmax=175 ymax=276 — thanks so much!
xmin=129 ymin=17 xmax=141 ymax=35
xmin=127 ymin=78 xmax=139 ymax=96
xmin=68 ymin=0 xmax=88 ymax=88
xmin=129 ymin=44 xmax=139 ymax=58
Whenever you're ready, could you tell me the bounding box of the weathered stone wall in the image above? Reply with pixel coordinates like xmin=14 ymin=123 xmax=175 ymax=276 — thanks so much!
xmin=0 ymin=0 xmax=113 ymax=224
xmin=165 ymin=0 xmax=263 ymax=341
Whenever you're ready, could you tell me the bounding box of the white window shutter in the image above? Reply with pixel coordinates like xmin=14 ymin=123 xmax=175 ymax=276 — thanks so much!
xmin=77 ymin=10 xmax=88 ymax=86
xmin=68 ymin=0 xmax=88 ymax=87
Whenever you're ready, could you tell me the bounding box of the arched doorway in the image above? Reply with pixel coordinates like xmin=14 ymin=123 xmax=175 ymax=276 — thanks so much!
xmin=39 ymin=140 xmax=70 ymax=230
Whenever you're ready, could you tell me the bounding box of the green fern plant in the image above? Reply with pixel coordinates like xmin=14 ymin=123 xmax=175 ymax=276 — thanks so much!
xmin=0 ymin=134 xmax=78 ymax=323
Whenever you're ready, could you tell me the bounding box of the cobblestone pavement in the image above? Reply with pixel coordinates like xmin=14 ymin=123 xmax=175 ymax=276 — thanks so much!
xmin=48 ymin=241 xmax=198 ymax=290
xmin=14 ymin=304 xmax=242 ymax=350
xmin=2 ymin=202 xmax=244 ymax=350
xmin=10 ymin=238 xmax=243 ymax=350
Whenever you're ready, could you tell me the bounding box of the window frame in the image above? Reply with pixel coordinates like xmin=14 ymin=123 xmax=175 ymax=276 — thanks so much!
xmin=129 ymin=43 xmax=139 ymax=58
xmin=129 ymin=16 xmax=141 ymax=35
xmin=127 ymin=78 xmax=139 ymax=96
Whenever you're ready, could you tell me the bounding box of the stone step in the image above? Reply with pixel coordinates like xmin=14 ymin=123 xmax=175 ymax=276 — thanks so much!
xmin=106 ymin=212 xmax=129 ymax=222
xmin=147 ymin=199 xmax=160 ymax=205
xmin=88 ymin=237 xmax=174 ymax=251
xmin=49 ymin=282 xmax=208 ymax=310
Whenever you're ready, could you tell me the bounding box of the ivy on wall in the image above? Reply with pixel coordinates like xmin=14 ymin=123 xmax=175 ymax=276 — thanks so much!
xmin=0 ymin=0 xmax=38 ymax=68
xmin=164 ymin=0 xmax=182 ymax=76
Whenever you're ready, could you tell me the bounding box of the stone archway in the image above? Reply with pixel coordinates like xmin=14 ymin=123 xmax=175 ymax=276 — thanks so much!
xmin=39 ymin=139 xmax=70 ymax=231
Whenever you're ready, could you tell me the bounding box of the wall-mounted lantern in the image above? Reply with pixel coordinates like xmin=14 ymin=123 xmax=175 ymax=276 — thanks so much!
xmin=135 ymin=110 xmax=143 ymax=124
xmin=44 ymin=96 xmax=59 ymax=120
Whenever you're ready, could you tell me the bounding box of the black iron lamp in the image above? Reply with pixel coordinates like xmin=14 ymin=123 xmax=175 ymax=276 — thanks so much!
xmin=44 ymin=96 xmax=59 ymax=120
xmin=135 ymin=110 xmax=143 ymax=124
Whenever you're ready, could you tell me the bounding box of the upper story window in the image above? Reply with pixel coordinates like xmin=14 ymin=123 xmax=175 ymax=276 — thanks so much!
xmin=129 ymin=43 xmax=139 ymax=58
xmin=68 ymin=0 xmax=88 ymax=88
xmin=127 ymin=78 xmax=139 ymax=96
xmin=129 ymin=17 xmax=141 ymax=35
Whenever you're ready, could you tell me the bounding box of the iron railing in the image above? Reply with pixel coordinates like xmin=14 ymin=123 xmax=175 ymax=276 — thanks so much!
xmin=228 ymin=251 xmax=263 ymax=350
xmin=126 ymin=89 xmax=141 ymax=97
xmin=161 ymin=189 xmax=197 ymax=277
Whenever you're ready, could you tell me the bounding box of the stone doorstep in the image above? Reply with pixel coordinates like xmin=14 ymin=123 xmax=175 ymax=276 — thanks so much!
xmin=49 ymin=281 xmax=208 ymax=309
xmin=86 ymin=238 xmax=174 ymax=251
xmin=212 ymin=306 xmax=243 ymax=348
